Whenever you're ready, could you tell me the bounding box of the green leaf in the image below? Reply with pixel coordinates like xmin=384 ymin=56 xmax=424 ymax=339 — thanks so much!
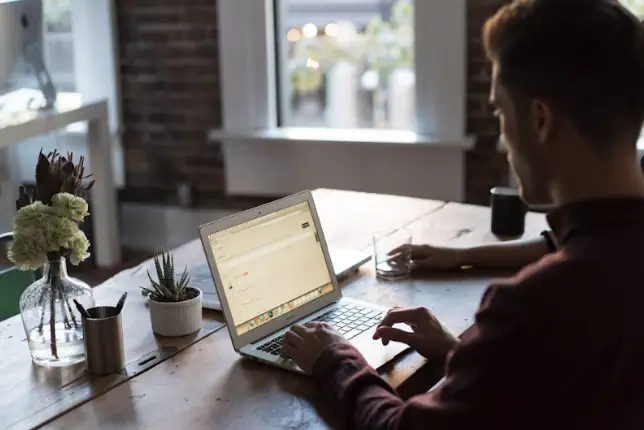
xmin=168 ymin=253 xmax=175 ymax=291
xmin=148 ymin=270 xmax=172 ymax=298
xmin=162 ymin=252 xmax=173 ymax=291
xmin=150 ymin=280 xmax=165 ymax=296
xmin=173 ymin=266 xmax=189 ymax=300
xmin=139 ymin=286 xmax=155 ymax=295
xmin=179 ymin=267 xmax=189 ymax=287
xmin=154 ymin=253 xmax=164 ymax=288
xmin=140 ymin=286 xmax=161 ymax=301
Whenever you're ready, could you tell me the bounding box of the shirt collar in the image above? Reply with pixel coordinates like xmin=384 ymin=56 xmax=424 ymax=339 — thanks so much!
xmin=547 ymin=197 xmax=644 ymax=245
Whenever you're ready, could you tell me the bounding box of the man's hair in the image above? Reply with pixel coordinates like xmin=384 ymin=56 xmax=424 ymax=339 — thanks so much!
xmin=483 ymin=0 xmax=644 ymax=147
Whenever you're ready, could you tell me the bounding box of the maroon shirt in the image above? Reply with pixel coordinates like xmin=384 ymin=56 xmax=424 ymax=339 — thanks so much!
xmin=313 ymin=198 xmax=644 ymax=429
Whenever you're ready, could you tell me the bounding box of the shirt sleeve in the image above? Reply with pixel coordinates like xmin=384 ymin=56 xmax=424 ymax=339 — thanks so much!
xmin=312 ymin=283 xmax=539 ymax=430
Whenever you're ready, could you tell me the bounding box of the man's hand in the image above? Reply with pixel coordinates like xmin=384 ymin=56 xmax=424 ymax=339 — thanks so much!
xmin=373 ymin=307 xmax=458 ymax=361
xmin=389 ymin=244 xmax=465 ymax=272
xmin=281 ymin=322 xmax=351 ymax=374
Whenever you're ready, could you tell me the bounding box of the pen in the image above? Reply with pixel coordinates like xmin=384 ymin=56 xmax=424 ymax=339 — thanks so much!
xmin=115 ymin=292 xmax=128 ymax=314
xmin=74 ymin=299 xmax=91 ymax=319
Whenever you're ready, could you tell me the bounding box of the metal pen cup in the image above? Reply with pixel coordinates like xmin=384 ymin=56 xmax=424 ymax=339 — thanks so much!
xmin=82 ymin=306 xmax=125 ymax=376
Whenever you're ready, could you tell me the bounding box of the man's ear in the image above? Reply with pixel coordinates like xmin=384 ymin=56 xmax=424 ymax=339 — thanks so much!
xmin=530 ymin=99 xmax=555 ymax=145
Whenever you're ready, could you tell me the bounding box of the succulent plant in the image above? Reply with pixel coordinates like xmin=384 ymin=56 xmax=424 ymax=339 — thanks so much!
xmin=140 ymin=250 xmax=194 ymax=302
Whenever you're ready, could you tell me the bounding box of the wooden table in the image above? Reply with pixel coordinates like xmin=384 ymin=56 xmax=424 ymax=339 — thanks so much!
xmin=0 ymin=189 xmax=548 ymax=430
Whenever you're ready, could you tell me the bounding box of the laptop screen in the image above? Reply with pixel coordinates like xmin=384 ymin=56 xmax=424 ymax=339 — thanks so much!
xmin=207 ymin=201 xmax=334 ymax=336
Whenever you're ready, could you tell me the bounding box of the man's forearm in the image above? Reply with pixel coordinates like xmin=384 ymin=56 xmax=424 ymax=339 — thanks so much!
xmin=314 ymin=343 xmax=466 ymax=430
xmin=459 ymin=234 xmax=551 ymax=269
xmin=314 ymin=343 xmax=417 ymax=430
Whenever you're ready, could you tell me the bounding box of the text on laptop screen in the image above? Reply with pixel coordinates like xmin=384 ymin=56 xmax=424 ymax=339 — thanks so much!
xmin=208 ymin=201 xmax=334 ymax=336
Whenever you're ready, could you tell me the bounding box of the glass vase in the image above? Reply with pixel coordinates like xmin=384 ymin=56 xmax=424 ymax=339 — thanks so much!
xmin=19 ymin=258 xmax=95 ymax=367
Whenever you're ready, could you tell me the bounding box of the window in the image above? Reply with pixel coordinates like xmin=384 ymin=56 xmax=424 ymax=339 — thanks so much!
xmin=218 ymin=0 xmax=466 ymax=138
xmin=276 ymin=0 xmax=415 ymax=130
xmin=0 ymin=0 xmax=76 ymax=97
xmin=216 ymin=0 xmax=469 ymax=200
xmin=621 ymin=0 xmax=644 ymax=151
xmin=43 ymin=0 xmax=76 ymax=92
xmin=621 ymin=0 xmax=644 ymax=17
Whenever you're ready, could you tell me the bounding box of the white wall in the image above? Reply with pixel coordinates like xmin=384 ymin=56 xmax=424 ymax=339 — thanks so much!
xmin=223 ymin=141 xmax=465 ymax=201
xmin=120 ymin=203 xmax=237 ymax=251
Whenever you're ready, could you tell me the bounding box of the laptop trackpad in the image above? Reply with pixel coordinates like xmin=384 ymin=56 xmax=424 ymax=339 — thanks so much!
xmin=350 ymin=328 xmax=410 ymax=370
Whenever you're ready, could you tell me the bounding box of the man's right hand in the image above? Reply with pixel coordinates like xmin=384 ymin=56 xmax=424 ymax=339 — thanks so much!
xmin=373 ymin=307 xmax=458 ymax=361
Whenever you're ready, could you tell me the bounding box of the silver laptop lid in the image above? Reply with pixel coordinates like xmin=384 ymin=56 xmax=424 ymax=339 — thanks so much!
xmin=199 ymin=191 xmax=341 ymax=351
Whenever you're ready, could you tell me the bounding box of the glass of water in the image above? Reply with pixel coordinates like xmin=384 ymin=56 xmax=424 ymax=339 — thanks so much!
xmin=373 ymin=228 xmax=412 ymax=281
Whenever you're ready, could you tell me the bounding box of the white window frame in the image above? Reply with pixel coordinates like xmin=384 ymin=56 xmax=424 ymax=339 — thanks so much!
xmin=70 ymin=0 xmax=122 ymax=135
xmin=620 ymin=2 xmax=644 ymax=157
xmin=214 ymin=0 xmax=472 ymax=201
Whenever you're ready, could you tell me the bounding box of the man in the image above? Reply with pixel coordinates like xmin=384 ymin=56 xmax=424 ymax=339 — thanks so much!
xmin=281 ymin=1 xmax=644 ymax=428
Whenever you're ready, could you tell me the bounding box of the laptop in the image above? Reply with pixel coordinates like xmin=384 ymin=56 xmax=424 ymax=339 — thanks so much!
xmin=198 ymin=190 xmax=409 ymax=374
xmin=193 ymin=248 xmax=371 ymax=311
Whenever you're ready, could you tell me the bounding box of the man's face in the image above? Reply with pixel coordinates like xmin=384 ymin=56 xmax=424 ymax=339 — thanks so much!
xmin=491 ymin=65 xmax=552 ymax=205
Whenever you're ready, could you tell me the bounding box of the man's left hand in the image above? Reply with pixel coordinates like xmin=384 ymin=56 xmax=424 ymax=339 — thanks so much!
xmin=281 ymin=322 xmax=350 ymax=374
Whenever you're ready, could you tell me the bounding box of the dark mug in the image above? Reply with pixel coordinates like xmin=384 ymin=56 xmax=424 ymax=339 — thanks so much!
xmin=490 ymin=186 xmax=527 ymax=238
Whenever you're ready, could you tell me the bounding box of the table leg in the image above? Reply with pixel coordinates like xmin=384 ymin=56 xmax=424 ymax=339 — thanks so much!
xmin=87 ymin=103 xmax=121 ymax=267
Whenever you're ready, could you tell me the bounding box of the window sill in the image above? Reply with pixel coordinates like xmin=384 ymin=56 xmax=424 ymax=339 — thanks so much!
xmin=208 ymin=127 xmax=475 ymax=151
xmin=210 ymin=127 xmax=471 ymax=201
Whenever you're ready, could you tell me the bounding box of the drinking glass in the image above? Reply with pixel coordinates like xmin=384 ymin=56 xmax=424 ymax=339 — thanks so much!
xmin=373 ymin=228 xmax=412 ymax=281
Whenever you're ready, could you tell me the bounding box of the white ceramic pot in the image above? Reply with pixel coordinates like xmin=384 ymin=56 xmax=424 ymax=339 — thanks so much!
xmin=148 ymin=287 xmax=203 ymax=337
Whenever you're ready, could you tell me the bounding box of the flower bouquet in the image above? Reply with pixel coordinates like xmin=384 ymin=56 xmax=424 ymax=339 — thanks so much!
xmin=8 ymin=150 xmax=96 ymax=366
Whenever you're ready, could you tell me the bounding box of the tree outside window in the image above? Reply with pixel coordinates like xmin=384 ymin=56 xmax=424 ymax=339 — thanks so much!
xmin=278 ymin=0 xmax=415 ymax=130
xmin=622 ymin=0 xmax=644 ymax=17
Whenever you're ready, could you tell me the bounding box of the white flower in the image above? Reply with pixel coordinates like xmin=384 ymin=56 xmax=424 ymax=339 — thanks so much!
xmin=51 ymin=193 xmax=89 ymax=222
xmin=68 ymin=231 xmax=91 ymax=266
xmin=7 ymin=230 xmax=48 ymax=270
xmin=12 ymin=201 xmax=51 ymax=229
xmin=8 ymin=200 xmax=91 ymax=269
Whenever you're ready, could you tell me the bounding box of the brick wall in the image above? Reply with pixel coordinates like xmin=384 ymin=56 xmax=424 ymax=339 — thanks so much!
xmin=465 ymin=0 xmax=511 ymax=205
xmin=115 ymin=0 xmax=229 ymax=207
xmin=115 ymin=0 xmax=509 ymax=207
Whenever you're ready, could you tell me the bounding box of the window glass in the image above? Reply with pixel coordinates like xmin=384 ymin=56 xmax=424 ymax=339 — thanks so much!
xmin=43 ymin=0 xmax=76 ymax=92
xmin=276 ymin=0 xmax=415 ymax=130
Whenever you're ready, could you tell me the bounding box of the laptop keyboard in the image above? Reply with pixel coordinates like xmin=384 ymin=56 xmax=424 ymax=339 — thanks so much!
xmin=257 ymin=303 xmax=384 ymax=356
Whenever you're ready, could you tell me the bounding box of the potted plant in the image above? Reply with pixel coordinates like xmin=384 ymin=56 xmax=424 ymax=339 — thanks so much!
xmin=9 ymin=150 xmax=95 ymax=367
xmin=140 ymin=250 xmax=202 ymax=337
